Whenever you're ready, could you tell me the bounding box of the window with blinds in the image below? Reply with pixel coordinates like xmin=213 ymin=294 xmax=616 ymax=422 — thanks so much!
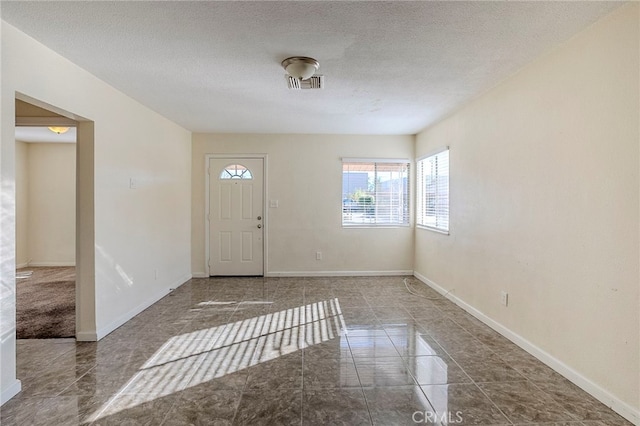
xmin=417 ymin=149 xmax=449 ymax=232
xmin=342 ymin=159 xmax=410 ymax=227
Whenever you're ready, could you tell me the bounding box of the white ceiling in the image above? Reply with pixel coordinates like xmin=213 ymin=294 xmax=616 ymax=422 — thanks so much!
xmin=2 ymin=1 xmax=624 ymax=135
xmin=15 ymin=127 xmax=76 ymax=144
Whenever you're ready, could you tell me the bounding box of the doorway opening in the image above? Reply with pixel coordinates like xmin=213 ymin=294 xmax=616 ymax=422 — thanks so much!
xmin=14 ymin=95 xmax=96 ymax=342
xmin=15 ymin=99 xmax=77 ymax=339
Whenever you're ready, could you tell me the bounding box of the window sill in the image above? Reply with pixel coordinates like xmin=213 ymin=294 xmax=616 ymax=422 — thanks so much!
xmin=416 ymin=224 xmax=449 ymax=235
xmin=343 ymin=224 xmax=411 ymax=229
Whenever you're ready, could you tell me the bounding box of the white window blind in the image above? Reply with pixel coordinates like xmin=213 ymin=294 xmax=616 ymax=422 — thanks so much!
xmin=342 ymin=160 xmax=410 ymax=226
xmin=417 ymin=149 xmax=449 ymax=232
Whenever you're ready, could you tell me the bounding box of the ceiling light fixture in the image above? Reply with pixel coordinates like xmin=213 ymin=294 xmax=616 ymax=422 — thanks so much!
xmin=281 ymin=56 xmax=319 ymax=81
xmin=48 ymin=126 xmax=70 ymax=134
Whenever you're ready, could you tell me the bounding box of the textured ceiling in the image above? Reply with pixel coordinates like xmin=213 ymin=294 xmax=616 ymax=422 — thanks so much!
xmin=2 ymin=1 xmax=624 ymax=135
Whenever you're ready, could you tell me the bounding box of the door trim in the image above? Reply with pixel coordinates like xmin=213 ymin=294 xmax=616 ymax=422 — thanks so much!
xmin=204 ymin=154 xmax=268 ymax=277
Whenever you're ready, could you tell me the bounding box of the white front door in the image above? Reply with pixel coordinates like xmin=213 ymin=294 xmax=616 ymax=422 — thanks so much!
xmin=209 ymin=158 xmax=264 ymax=276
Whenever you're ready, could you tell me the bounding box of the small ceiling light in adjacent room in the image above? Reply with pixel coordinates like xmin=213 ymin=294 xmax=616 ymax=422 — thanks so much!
xmin=281 ymin=56 xmax=319 ymax=81
xmin=48 ymin=126 xmax=70 ymax=134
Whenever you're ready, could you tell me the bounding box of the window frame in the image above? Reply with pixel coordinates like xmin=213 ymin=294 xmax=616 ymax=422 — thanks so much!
xmin=219 ymin=163 xmax=253 ymax=180
xmin=341 ymin=158 xmax=411 ymax=228
xmin=416 ymin=148 xmax=450 ymax=234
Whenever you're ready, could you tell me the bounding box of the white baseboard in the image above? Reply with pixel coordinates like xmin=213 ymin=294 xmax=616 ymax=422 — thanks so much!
xmin=1 ymin=380 xmax=21 ymax=405
xmin=266 ymin=270 xmax=413 ymax=277
xmin=27 ymin=262 xmax=75 ymax=267
xmin=93 ymin=273 xmax=191 ymax=341
xmin=413 ymin=272 xmax=640 ymax=425
xmin=196 ymin=270 xmax=413 ymax=278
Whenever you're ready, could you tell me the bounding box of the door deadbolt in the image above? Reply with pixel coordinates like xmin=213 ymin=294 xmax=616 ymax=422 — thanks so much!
xmin=257 ymin=216 xmax=262 ymax=220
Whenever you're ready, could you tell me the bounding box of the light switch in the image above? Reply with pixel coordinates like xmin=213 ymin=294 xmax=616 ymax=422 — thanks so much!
xmin=270 ymin=200 xmax=279 ymax=208
xmin=129 ymin=178 xmax=137 ymax=189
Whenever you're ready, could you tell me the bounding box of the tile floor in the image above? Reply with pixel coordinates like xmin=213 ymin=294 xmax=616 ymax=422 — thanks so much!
xmin=1 ymin=276 xmax=633 ymax=425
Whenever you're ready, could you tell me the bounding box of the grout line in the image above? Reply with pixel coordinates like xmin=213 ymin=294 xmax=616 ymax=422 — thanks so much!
xmin=13 ymin=276 xmax=631 ymax=426
xmin=401 ymin=276 xmax=515 ymax=425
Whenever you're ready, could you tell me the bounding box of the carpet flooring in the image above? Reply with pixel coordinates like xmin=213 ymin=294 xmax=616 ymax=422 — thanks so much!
xmin=16 ymin=267 xmax=75 ymax=339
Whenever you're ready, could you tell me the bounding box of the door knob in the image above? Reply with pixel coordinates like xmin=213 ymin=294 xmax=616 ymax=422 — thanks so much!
xmin=257 ymin=224 xmax=262 ymax=229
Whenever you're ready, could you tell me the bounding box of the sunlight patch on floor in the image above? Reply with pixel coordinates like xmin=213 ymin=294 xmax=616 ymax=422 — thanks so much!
xmin=86 ymin=297 xmax=345 ymax=422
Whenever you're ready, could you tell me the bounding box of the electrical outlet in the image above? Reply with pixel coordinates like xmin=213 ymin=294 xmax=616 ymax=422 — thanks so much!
xmin=501 ymin=291 xmax=508 ymax=307
xmin=316 ymin=251 xmax=322 ymax=260
xmin=154 ymin=269 xmax=159 ymax=280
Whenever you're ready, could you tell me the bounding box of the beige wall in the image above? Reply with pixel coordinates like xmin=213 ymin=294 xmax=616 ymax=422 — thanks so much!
xmin=15 ymin=141 xmax=29 ymax=267
xmin=1 ymin=22 xmax=192 ymax=402
xmin=192 ymin=134 xmax=414 ymax=276
xmin=415 ymin=3 xmax=639 ymax=418
xmin=15 ymin=142 xmax=76 ymax=266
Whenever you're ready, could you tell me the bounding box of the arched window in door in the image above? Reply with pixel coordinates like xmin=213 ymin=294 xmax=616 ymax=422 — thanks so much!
xmin=219 ymin=164 xmax=253 ymax=180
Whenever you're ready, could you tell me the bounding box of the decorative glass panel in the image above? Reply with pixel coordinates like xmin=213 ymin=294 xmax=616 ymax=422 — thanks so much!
xmin=220 ymin=164 xmax=253 ymax=180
